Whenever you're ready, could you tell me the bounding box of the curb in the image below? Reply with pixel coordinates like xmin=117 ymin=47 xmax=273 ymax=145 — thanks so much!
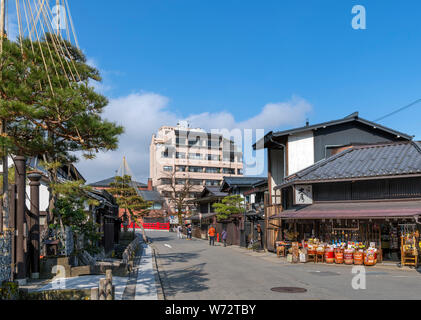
xmin=149 ymin=243 xmax=166 ymax=301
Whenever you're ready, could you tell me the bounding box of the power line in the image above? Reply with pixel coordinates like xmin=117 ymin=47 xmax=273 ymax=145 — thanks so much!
xmin=375 ymin=98 xmax=421 ymax=122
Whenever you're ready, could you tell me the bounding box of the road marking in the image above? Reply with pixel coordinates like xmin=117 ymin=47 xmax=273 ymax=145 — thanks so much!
xmin=164 ymin=244 xmax=172 ymax=249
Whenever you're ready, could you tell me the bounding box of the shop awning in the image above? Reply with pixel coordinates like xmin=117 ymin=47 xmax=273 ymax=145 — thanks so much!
xmin=270 ymin=201 xmax=421 ymax=220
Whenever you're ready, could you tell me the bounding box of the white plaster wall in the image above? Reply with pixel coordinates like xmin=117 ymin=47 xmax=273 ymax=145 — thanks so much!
xmin=269 ymin=149 xmax=284 ymax=205
xmin=26 ymin=181 xmax=50 ymax=212
xmin=287 ymin=131 xmax=315 ymax=176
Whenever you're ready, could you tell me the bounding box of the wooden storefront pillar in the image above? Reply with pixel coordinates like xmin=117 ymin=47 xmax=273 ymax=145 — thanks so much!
xmin=28 ymin=172 xmax=42 ymax=279
xmin=14 ymin=156 xmax=27 ymax=284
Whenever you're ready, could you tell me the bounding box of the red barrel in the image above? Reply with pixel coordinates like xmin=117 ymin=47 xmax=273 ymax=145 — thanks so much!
xmin=325 ymin=248 xmax=334 ymax=264
xmin=344 ymin=250 xmax=354 ymax=265
xmin=354 ymin=251 xmax=364 ymax=265
xmin=335 ymin=248 xmax=344 ymax=264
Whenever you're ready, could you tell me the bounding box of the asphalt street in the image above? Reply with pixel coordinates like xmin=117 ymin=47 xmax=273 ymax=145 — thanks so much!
xmin=148 ymin=231 xmax=421 ymax=300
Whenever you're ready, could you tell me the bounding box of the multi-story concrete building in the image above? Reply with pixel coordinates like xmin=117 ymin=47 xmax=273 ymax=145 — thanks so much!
xmin=150 ymin=122 xmax=244 ymax=213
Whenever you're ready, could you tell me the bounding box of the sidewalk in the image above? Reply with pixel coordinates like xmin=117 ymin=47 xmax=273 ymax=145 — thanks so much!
xmin=20 ymin=234 xmax=160 ymax=300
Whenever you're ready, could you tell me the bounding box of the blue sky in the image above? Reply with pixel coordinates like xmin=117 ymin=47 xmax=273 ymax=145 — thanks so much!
xmin=9 ymin=0 xmax=421 ymax=182
xmin=71 ymin=0 xmax=421 ymax=134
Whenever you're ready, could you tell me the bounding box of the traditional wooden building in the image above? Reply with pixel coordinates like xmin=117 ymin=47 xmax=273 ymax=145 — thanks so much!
xmin=253 ymin=112 xmax=413 ymax=251
xmin=189 ymin=177 xmax=267 ymax=246
xmin=271 ymin=141 xmax=421 ymax=261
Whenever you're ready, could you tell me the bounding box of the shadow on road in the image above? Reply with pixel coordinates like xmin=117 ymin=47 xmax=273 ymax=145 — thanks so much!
xmin=157 ymin=252 xmax=200 ymax=266
xmin=163 ymin=263 xmax=209 ymax=297
xmin=148 ymin=236 xmax=174 ymax=243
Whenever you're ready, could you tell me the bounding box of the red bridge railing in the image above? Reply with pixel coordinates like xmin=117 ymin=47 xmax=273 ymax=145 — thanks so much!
xmin=122 ymin=222 xmax=170 ymax=231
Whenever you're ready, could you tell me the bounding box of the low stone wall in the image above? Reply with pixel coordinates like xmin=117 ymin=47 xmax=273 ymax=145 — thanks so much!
xmin=0 ymin=234 xmax=12 ymax=283
xmin=19 ymin=289 xmax=91 ymax=300
xmin=122 ymin=237 xmax=140 ymax=272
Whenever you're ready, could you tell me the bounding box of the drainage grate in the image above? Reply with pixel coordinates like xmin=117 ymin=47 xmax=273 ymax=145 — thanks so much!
xmin=271 ymin=287 xmax=308 ymax=293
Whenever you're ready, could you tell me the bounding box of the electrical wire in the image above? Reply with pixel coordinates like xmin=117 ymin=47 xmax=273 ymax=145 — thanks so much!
xmin=374 ymin=98 xmax=421 ymax=122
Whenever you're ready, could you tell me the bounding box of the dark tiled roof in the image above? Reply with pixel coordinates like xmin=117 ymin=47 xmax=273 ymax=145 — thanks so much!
xmin=280 ymin=141 xmax=421 ymax=186
xmin=89 ymin=177 xmax=147 ymax=188
xmin=223 ymin=176 xmax=267 ymax=187
xmin=138 ymin=190 xmax=163 ymax=202
xmin=203 ymin=186 xmax=228 ymax=197
xmin=254 ymin=112 xmax=413 ymax=149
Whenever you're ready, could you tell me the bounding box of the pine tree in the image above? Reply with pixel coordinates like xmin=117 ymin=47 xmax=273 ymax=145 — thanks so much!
xmin=0 ymin=36 xmax=124 ymax=228
xmin=109 ymin=175 xmax=151 ymax=242
xmin=213 ymin=195 xmax=245 ymax=222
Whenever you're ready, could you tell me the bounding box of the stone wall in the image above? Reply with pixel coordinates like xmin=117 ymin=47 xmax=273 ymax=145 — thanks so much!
xmin=0 ymin=233 xmax=12 ymax=283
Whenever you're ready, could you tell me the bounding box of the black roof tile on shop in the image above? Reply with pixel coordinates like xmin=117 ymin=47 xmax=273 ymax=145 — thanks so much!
xmin=279 ymin=141 xmax=421 ymax=186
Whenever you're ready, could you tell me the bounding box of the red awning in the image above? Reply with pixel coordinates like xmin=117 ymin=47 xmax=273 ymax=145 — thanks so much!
xmin=270 ymin=200 xmax=421 ymax=220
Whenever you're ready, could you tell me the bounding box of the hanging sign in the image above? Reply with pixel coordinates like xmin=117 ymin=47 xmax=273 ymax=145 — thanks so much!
xmin=294 ymin=185 xmax=313 ymax=205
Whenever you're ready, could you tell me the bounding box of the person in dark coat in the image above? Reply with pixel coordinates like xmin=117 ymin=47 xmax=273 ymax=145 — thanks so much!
xmin=221 ymin=229 xmax=228 ymax=247
xmin=187 ymin=225 xmax=192 ymax=240
xmin=256 ymin=224 xmax=264 ymax=250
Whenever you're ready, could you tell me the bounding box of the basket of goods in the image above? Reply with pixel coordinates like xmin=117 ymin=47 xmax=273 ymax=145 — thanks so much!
xmin=334 ymin=248 xmax=344 ymax=264
xmin=307 ymin=246 xmax=317 ymax=256
xmin=353 ymin=251 xmax=364 ymax=265
xmin=344 ymin=249 xmax=354 ymax=265
xmin=325 ymin=247 xmax=335 ymax=264
xmin=404 ymin=244 xmax=417 ymax=256
xmin=364 ymin=250 xmax=377 ymax=266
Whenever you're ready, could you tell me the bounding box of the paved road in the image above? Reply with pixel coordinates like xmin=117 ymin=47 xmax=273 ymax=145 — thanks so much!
xmin=148 ymin=231 xmax=421 ymax=300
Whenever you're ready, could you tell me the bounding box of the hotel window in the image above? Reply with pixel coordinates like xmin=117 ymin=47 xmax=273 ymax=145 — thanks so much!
xmin=176 ymin=152 xmax=186 ymax=159
xmin=207 ymin=154 xmax=220 ymax=161
xmin=176 ymin=179 xmax=187 ymax=185
xmin=162 ymin=191 xmax=173 ymax=197
xmin=222 ymin=168 xmax=235 ymax=175
xmin=163 ymin=166 xmax=173 ymax=172
xmin=160 ymin=178 xmax=172 ymax=185
xmin=190 ymin=179 xmax=203 ymax=186
xmin=189 ymin=166 xmax=203 ymax=173
xmin=189 ymin=153 xmax=202 ymax=160
xmin=176 ymin=166 xmax=187 ymax=172
xmin=176 ymin=137 xmax=187 ymax=146
xmin=161 ymin=148 xmax=170 ymax=158
xmin=205 ymin=167 xmax=220 ymax=174
xmin=238 ymin=169 xmax=244 ymax=175
xmin=205 ymin=180 xmax=220 ymax=186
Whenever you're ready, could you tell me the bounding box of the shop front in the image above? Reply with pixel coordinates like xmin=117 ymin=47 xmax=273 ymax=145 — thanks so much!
xmin=272 ymin=200 xmax=421 ymax=267
xmin=270 ymin=142 xmax=421 ymax=268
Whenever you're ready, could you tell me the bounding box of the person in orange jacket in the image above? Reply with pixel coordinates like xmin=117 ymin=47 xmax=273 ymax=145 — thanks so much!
xmin=208 ymin=225 xmax=216 ymax=246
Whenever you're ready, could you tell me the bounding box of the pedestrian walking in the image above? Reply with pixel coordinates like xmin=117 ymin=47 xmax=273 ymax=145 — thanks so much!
xmin=256 ymin=224 xmax=264 ymax=251
xmin=221 ymin=229 xmax=228 ymax=247
xmin=208 ymin=225 xmax=216 ymax=246
xmin=187 ymin=225 xmax=192 ymax=240
xmin=177 ymin=225 xmax=183 ymax=239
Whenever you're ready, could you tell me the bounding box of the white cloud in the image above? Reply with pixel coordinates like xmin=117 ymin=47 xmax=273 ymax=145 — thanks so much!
xmin=75 ymin=92 xmax=313 ymax=184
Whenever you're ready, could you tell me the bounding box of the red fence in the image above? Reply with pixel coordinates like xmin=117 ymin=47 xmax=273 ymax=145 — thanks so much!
xmin=123 ymin=222 xmax=170 ymax=231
